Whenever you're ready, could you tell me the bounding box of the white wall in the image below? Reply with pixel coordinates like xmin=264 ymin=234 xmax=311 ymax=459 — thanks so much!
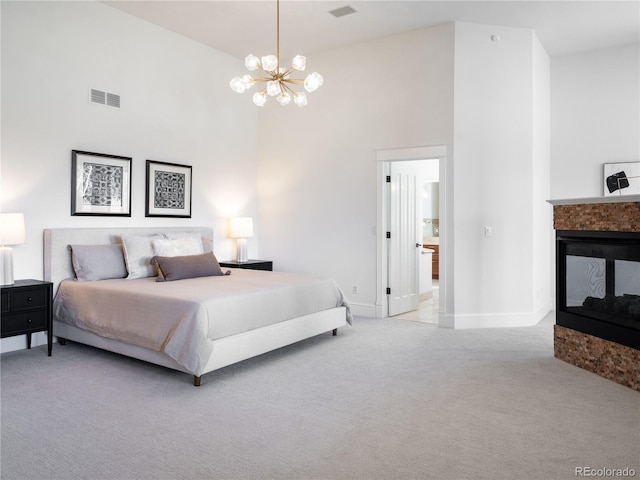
xmin=451 ymin=23 xmax=551 ymax=327
xmin=1 ymin=1 xmax=258 ymax=352
xmin=532 ymin=33 xmax=553 ymax=319
xmin=256 ymin=24 xmax=455 ymax=317
xmin=550 ymin=42 xmax=640 ymax=199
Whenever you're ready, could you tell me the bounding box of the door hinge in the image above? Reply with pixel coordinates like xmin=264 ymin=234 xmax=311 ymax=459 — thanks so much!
xmin=386 ymin=232 xmax=391 ymax=239
xmin=386 ymin=287 xmax=391 ymax=295
xmin=386 ymin=175 xmax=391 ymax=183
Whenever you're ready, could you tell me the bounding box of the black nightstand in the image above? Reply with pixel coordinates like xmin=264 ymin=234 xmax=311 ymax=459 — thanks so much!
xmin=1 ymin=279 xmax=53 ymax=356
xmin=219 ymin=260 xmax=273 ymax=271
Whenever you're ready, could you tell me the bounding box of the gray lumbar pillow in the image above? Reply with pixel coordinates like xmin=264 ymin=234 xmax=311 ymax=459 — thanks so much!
xmin=152 ymin=252 xmax=224 ymax=282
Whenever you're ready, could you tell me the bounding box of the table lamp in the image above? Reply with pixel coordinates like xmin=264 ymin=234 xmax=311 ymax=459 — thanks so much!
xmin=0 ymin=213 xmax=26 ymax=285
xmin=229 ymin=217 xmax=253 ymax=263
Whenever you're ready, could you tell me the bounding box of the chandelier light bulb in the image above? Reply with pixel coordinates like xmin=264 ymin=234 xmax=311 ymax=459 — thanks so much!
xmin=266 ymin=80 xmax=282 ymax=96
xmin=304 ymin=72 xmax=324 ymax=93
xmin=229 ymin=76 xmax=246 ymax=93
xmin=261 ymin=55 xmax=278 ymax=72
xmin=293 ymin=92 xmax=307 ymax=107
xmin=241 ymin=74 xmax=254 ymax=89
xmin=278 ymin=67 xmax=290 ymax=78
xmin=292 ymin=55 xmax=306 ymax=71
xmin=245 ymin=54 xmax=261 ymax=71
xmin=253 ymin=91 xmax=267 ymax=106
xmin=277 ymin=91 xmax=292 ymax=106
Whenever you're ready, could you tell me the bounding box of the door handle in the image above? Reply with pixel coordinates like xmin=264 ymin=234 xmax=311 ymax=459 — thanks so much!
xmin=416 ymin=243 xmax=422 ymax=248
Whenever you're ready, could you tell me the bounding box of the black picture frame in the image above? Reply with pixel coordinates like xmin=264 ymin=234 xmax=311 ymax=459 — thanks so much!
xmin=71 ymin=150 xmax=132 ymax=216
xmin=145 ymin=160 xmax=192 ymax=218
xmin=603 ymin=162 xmax=640 ymax=197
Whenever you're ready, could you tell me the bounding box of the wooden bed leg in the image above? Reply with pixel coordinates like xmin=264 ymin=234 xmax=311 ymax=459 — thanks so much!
xmin=193 ymin=376 xmax=201 ymax=387
xmin=58 ymin=337 xmax=67 ymax=346
xmin=332 ymin=328 xmax=337 ymax=336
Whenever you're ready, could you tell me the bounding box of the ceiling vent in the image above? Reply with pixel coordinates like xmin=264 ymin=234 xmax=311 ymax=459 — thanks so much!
xmin=90 ymin=88 xmax=120 ymax=108
xmin=329 ymin=5 xmax=357 ymax=18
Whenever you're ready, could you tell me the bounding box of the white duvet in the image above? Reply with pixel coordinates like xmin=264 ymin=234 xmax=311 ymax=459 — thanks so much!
xmin=53 ymin=269 xmax=351 ymax=375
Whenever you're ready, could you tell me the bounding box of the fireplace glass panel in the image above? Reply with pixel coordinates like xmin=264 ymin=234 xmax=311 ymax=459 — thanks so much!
xmin=615 ymin=260 xmax=640 ymax=297
xmin=563 ymin=242 xmax=640 ymax=331
xmin=566 ymin=256 xmax=605 ymax=306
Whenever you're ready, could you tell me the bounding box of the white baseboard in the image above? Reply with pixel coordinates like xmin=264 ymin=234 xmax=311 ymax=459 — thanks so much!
xmin=0 ymin=331 xmax=49 ymax=354
xmin=419 ymin=291 xmax=433 ymax=302
xmin=445 ymin=300 xmax=553 ymax=329
xmin=349 ymin=302 xmax=377 ymax=318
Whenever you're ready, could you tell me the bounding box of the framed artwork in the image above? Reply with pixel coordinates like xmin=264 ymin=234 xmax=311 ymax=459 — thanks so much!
xmin=603 ymin=162 xmax=640 ymax=197
xmin=145 ymin=160 xmax=192 ymax=217
xmin=71 ymin=150 xmax=132 ymax=216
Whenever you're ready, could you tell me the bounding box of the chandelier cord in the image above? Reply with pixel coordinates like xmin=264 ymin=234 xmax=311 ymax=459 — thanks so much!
xmin=276 ymin=0 xmax=280 ymax=68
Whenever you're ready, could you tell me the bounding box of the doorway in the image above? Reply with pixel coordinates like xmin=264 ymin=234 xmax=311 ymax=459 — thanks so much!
xmin=375 ymin=145 xmax=448 ymax=325
xmin=392 ymin=159 xmax=440 ymax=323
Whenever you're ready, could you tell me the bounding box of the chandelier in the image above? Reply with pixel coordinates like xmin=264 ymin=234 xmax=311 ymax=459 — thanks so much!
xmin=229 ymin=0 xmax=323 ymax=107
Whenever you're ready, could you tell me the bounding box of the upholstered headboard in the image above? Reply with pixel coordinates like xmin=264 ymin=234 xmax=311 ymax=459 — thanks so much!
xmin=44 ymin=227 xmax=214 ymax=295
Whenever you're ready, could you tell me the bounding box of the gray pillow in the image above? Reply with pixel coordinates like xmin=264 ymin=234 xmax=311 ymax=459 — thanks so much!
xmin=70 ymin=244 xmax=127 ymax=282
xmin=152 ymin=252 xmax=224 ymax=282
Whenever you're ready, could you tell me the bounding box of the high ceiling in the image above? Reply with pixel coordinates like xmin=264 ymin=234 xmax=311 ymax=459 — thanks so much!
xmin=104 ymin=1 xmax=639 ymax=59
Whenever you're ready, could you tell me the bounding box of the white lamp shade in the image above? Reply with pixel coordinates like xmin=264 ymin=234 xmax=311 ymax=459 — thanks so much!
xmin=0 ymin=213 xmax=26 ymax=246
xmin=229 ymin=217 xmax=254 ymax=238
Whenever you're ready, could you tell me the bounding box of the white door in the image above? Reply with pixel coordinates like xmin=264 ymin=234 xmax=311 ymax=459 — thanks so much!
xmin=388 ymin=161 xmax=422 ymax=316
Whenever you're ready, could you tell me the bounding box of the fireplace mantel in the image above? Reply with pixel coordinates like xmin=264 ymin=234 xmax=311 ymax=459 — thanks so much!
xmin=547 ymin=195 xmax=640 ymax=206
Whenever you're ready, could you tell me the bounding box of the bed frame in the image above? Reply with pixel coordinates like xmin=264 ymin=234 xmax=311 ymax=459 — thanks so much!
xmin=44 ymin=227 xmax=347 ymax=386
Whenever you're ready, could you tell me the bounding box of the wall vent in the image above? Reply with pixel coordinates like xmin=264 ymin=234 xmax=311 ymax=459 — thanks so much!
xmin=90 ymin=88 xmax=120 ymax=108
xmin=329 ymin=5 xmax=357 ymax=18
xmin=106 ymin=93 xmax=120 ymax=108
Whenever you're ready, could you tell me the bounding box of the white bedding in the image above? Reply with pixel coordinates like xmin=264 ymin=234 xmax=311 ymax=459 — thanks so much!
xmin=53 ymin=268 xmax=352 ymax=376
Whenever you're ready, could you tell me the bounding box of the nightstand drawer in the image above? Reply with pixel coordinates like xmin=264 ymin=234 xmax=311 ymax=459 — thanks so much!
xmin=12 ymin=288 xmax=47 ymax=311
xmin=1 ymin=291 xmax=8 ymax=314
xmin=1 ymin=310 xmax=47 ymax=336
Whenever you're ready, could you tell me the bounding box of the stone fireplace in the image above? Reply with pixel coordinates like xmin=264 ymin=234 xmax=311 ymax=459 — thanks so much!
xmin=549 ymin=196 xmax=640 ymax=391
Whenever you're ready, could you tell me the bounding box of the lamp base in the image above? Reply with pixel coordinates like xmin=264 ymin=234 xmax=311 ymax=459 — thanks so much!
xmin=0 ymin=247 xmax=15 ymax=286
xmin=236 ymin=238 xmax=248 ymax=263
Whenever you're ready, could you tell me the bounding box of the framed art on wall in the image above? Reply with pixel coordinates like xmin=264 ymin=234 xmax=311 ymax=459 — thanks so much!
xmin=145 ymin=160 xmax=192 ymax=217
xmin=603 ymin=162 xmax=640 ymax=197
xmin=71 ymin=150 xmax=132 ymax=216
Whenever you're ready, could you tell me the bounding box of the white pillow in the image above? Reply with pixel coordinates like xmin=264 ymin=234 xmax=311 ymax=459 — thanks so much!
xmin=165 ymin=231 xmax=211 ymax=253
xmin=152 ymin=236 xmax=204 ymax=257
xmin=120 ymin=234 xmax=163 ymax=279
xmin=168 ymin=231 xmax=213 ymax=253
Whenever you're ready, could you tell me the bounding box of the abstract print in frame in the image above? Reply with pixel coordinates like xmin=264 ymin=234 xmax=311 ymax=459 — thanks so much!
xmin=145 ymin=160 xmax=192 ymax=218
xmin=71 ymin=150 xmax=132 ymax=216
xmin=603 ymin=162 xmax=640 ymax=197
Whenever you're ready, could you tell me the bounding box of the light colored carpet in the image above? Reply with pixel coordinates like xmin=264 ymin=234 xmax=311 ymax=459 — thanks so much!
xmin=1 ymin=313 xmax=638 ymax=480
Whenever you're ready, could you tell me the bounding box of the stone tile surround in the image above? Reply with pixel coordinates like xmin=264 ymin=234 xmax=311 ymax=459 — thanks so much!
xmin=554 ymin=325 xmax=640 ymax=391
xmin=549 ymin=196 xmax=640 ymax=391
xmin=553 ymin=201 xmax=640 ymax=232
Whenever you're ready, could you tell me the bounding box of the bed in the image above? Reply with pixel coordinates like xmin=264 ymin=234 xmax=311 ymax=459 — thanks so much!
xmin=44 ymin=227 xmax=350 ymax=386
